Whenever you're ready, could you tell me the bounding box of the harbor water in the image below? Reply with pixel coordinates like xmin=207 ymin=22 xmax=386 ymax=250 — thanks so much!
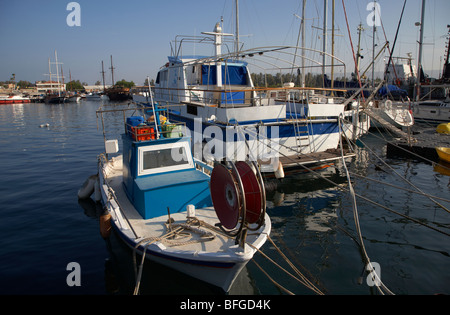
xmin=0 ymin=100 xmax=449 ymax=295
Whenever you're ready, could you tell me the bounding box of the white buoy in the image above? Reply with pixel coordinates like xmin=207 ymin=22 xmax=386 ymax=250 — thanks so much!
xmin=78 ymin=174 xmax=98 ymax=199
xmin=274 ymin=161 xmax=285 ymax=179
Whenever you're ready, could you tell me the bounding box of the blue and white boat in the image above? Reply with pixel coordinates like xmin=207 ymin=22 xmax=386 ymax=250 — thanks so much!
xmin=141 ymin=22 xmax=357 ymax=174
xmin=94 ymin=105 xmax=270 ymax=293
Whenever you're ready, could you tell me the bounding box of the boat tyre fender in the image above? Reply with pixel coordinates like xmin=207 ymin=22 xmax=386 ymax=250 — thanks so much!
xmin=78 ymin=174 xmax=98 ymax=199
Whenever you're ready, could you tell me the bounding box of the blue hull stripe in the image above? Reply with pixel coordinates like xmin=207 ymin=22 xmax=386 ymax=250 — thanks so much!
xmin=168 ymin=111 xmax=339 ymax=139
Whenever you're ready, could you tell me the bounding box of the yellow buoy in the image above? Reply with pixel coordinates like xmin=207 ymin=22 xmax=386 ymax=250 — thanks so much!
xmin=436 ymin=123 xmax=450 ymax=134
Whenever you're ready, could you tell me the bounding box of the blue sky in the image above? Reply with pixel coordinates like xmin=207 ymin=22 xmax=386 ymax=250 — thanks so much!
xmin=1 ymin=0 xmax=449 ymax=85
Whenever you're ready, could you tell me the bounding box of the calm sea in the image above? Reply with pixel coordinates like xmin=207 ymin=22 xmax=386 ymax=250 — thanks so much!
xmin=0 ymin=100 xmax=449 ymax=295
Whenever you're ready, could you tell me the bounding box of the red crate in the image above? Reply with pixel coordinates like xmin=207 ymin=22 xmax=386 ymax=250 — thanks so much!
xmin=131 ymin=126 xmax=155 ymax=141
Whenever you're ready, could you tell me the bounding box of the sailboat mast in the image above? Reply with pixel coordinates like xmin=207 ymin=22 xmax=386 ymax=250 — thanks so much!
xmin=48 ymin=58 xmax=53 ymax=93
xmin=55 ymin=50 xmax=61 ymax=97
xmin=302 ymin=0 xmax=306 ymax=88
xmin=110 ymin=55 xmax=115 ymax=86
xmin=415 ymin=0 xmax=426 ymax=101
xmin=235 ymin=0 xmax=240 ymax=57
xmin=372 ymin=0 xmax=377 ymax=87
xmin=356 ymin=23 xmax=364 ymax=78
xmin=331 ymin=0 xmax=335 ymax=90
xmin=101 ymin=61 xmax=106 ymax=92
xmin=322 ymin=0 xmax=328 ymax=88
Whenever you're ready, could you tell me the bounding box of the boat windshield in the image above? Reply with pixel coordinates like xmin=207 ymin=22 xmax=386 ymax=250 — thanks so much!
xmin=138 ymin=142 xmax=194 ymax=176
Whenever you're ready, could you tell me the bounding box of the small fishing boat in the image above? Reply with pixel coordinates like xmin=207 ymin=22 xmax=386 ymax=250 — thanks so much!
xmin=436 ymin=147 xmax=450 ymax=163
xmin=91 ymin=105 xmax=270 ymax=293
xmin=0 ymin=94 xmax=31 ymax=104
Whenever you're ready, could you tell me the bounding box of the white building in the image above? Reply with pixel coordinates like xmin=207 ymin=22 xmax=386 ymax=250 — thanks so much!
xmin=36 ymin=81 xmax=66 ymax=93
xmin=83 ymin=85 xmax=112 ymax=92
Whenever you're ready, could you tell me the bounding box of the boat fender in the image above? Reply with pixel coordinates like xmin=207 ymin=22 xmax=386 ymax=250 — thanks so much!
xmin=99 ymin=213 xmax=112 ymax=239
xmin=274 ymin=161 xmax=285 ymax=179
xmin=385 ymin=100 xmax=392 ymax=111
xmin=186 ymin=204 xmax=196 ymax=218
xmin=78 ymin=174 xmax=98 ymax=199
xmin=436 ymin=123 xmax=450 ymax=134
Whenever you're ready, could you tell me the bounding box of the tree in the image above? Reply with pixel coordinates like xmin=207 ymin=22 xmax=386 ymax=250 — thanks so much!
xmin=66 ymin=80 xmax=85 ymax=91
xmin=115 ymin=79 xmax=135 ymax=88
xmin=17 ymin=80 xmax=33 ymax=89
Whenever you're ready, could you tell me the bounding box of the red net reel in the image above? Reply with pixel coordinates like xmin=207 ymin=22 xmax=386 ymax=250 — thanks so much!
xmin=210 ymin=161 xmax=265 ymax=231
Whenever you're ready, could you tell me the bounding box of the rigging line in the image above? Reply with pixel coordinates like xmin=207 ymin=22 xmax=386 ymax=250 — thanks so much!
xmin=240 ymin=125 xmax=450 ymax=237
xmin=248 ymin=241 xmax=323 ymax=295
xmin=350 ymin=172 xmax=450 ymax=202
xmin=341 ymin=0 xmax=365 ymax=103
xmin=340 ymin=115 xmax=450 ymax=174
xmin=251 ymin=260 xmax=295 ymax=295
xmin=378 ymin=6 xmax=400 ymax=82
xmin=338 ymin=116 xmax=394 ymax=295
xmin=266 ymin=235 xmax=324 ymax=295
xmin=342 ymin=120 xmax=450 ymax=213
xmin=349 ymin=171 xmax=450 ymax=204
xmin=385 ymin=0 xmax=408 ymax=83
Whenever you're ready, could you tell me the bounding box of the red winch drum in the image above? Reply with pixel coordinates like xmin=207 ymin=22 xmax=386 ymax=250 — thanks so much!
xmin=210 ymin=162 xmax=263 ymax=229
xmin=234 ymin=161 xmax=263 ymax=224
xmin=210 ymin=164 xmax=240 ymax=229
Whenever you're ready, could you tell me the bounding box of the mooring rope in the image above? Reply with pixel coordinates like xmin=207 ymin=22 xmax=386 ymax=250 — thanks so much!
xmin=132 ymin=226 xmax=184 ymax=295
xmin=338 ymin=116 xmax=395 ymax=295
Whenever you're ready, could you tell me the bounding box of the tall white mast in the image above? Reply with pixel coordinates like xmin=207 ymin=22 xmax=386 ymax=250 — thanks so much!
xmin=415 ymin=0 xmax=426 ymax=102
xmin=322 ymin=0 xmax=328 ymax=88
xmin=235 ymin=0 xmax=240 ymax=57
xmin=55 ymin=50 xmax=61 ymax=97
xmin=202 ymin=23 xmax=233 ymax=87
xmin=302 ymin=0 xmax=306 ymax=88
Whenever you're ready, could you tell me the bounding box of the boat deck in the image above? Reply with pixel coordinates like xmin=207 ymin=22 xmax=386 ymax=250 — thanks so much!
xmin=102 ymin=156 xmax=268 ymax=254
xmin=260 ymin=148 xmax=355 ymax=172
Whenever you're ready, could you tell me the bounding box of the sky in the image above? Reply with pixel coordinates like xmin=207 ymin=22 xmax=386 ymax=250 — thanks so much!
xmin=0 ymin=0 xmax=449 ymax=85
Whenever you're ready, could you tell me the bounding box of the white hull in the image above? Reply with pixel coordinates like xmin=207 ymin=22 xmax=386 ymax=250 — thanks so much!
xmin=411 ymin=101 xmax=450 ymax=123
xmin=371 ymin=100 xmax=414 ymax=128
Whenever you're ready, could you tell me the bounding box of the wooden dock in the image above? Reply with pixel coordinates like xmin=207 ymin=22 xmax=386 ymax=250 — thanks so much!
xmin=386 ymin=127 xmax=450 ymax=163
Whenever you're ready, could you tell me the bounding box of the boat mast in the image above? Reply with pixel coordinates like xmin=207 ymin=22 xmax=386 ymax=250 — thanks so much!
xmin=235 ymin=0 xmax=240 ymax=58
xmin=110 ymin=55 xmax=115 ymax=86
xmin=355 ymin=23 xmax=364 ymax=80
xmin=372 ymin=0 xmax=377 ymax=87
xmin=331 ymin=0 xmax=335 ymax=90
xmin=322 ymin=0 xmax=328 ymax=88
xmin=48 ymin=58 xmax=53 ymax=93
xmin=55 ymin=50 xmax=61 ymax=97
xmin=101 ymin=61 xmax=106 ymax=93
xmin=415 ymin=0 xmax=426 ymax=102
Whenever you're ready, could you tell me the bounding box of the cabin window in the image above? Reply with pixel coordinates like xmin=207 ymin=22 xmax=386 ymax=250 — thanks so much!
xmin=187 ymin=105 xmax=198 ymax=115
xmin=201 ymin=64 xmax=248 ymax=85
xmin=138 ymin=142 xmax=194 ymax=176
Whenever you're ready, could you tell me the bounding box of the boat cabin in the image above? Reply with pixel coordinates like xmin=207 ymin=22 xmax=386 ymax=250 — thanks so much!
xmin=121 ymin=116 xmax=212 ymax=220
